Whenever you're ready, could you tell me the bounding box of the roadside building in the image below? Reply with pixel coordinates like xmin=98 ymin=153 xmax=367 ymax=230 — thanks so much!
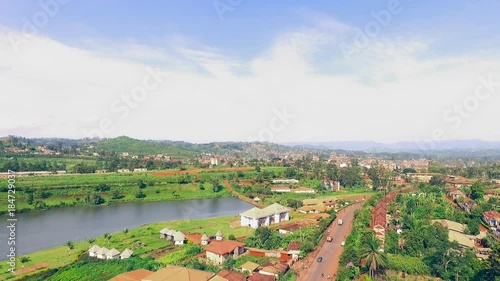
xmin=240 ymin=203 xmax=290 ymax=229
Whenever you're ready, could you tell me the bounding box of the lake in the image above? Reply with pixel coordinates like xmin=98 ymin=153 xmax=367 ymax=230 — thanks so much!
xmin=0 ymin=197 xmax=253 ymax=256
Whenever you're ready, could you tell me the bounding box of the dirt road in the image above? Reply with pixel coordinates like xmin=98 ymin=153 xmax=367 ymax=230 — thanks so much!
xmin=297 ymin=203 xmax=362 ymax=281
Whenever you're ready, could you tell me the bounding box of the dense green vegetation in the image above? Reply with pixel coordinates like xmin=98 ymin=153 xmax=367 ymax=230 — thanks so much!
xmin=95 ymin=136 xmax=197 ymax=157
xmin=22 ymin=256 xmax=162 ymax=281
xmin=337 ymin=185 xmax=500 ymax=281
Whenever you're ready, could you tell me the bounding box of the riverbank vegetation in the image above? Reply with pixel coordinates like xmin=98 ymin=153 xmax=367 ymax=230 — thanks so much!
xmin=1 ymin=215 xmax=249 ymax=280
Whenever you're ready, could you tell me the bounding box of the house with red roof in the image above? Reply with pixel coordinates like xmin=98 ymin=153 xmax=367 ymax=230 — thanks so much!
xmin=206 ymin=240 xmax=246 ymax=265
xmin=483 ymin=210 xmax=500 ymax=227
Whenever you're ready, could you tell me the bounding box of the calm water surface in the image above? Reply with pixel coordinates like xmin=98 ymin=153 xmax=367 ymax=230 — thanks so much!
xmin=0 ymin=198 xmax=253 ymax=256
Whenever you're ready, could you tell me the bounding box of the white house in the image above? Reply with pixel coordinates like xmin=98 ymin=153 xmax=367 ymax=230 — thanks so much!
xmin=88 ymin=245 xmax=101 ymax=257
xmin=292 ymin=187 xmax=316 ymax=194
xmin=159 ymin=227 xmax=170 ymax=239
xmin=240 ymin=203 xmax=290 ymax=229
xmin=120 ymin=248 xmax=134 ymax=259
xmin=106 ymin=248 xmax=121 ymax=259
xmin=216 ymin=230 xmax=223 ymax=241
xmin=271 ymin=187 xmax=291 ymax=193
xmin=133 ymin=168 xmax=147 ymax=172
xmin=201 ymin=234 xmax=209 ymax=246
xmin=96 ymin=247 xmax=109 ymax=259
xmin=174 ymin=231 xmax=186 ymax=245
xmin=272 ymin=179 xmax=299 ymax=184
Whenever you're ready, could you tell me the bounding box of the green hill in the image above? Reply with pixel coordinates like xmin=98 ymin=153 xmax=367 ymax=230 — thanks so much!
xmin=95 ymin=136 xmax=198 ymax=158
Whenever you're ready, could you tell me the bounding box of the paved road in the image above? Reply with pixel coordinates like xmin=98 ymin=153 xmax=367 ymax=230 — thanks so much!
xmin=299 ymin=203 xmax=362 ymax=281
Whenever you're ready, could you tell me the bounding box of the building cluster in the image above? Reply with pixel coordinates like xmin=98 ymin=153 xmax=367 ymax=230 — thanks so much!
xmin=88 ymin=245 xmax=133 ymax=260
xmin=370 ymin=191 xmax=399 ymax=252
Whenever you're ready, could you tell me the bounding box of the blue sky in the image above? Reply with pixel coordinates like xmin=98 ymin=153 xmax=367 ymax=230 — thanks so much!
xmin=1 ymin=1 xmax=500 ymax=143
xmin=2 ymin=1 xmax=499 ymax=57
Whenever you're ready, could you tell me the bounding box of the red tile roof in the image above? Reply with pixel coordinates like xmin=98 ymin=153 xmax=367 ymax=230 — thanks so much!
xmin=248 ymin=273 xmax=275 ymax=281
xmin=287 ymin=241 xmax=301 ymax=251
xmin=206 ymin=240 xmax=245 ymax=256
xmin=483 ymin=210 xmax=500 ymax=221
xmin=217 ymin=270 xmax=247 ymax=281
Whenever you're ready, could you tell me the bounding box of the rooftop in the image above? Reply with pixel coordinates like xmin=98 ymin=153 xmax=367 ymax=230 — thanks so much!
xmin=109 ymin=269 xmax=153 ymax=281
xmin=142 ymin=265 xmax=214 ymax=281
xmin=240 ymin=203 xmax=290 ymax=219
xmin=206 ymin=240 xmax=245 ymax=256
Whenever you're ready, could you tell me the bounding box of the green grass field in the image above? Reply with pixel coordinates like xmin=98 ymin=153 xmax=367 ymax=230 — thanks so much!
xmin=0 ymin=215 xmax=252 ymax=280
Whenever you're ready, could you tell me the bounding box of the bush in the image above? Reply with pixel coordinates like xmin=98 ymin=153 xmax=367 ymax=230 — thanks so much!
xmin=388 ymin=255 xmax=430 ymax=275
xmin=135 ymin=190 xmax=146 ymax=199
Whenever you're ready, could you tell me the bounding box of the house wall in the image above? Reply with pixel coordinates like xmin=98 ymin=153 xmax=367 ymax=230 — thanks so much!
xmin=207 ymin=251 xmax=226 ymax=264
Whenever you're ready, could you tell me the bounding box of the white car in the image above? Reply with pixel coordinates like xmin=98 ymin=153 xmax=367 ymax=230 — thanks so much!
xmin=341 ymin=241 xmax=345 ymax=246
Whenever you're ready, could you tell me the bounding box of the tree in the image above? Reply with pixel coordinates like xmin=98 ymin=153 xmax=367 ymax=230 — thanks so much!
xmin=429 ymin=175 xmax=446 ymax=187
xmin=135 ymin=190 xmax=146 ymax=198
xmin=95 ymin=183 xmax=111 ymax=192
xmin=402 ymin=168 xmax=417 ymax=174
xmin=87 ymin=238 xmax=96 ymax=244
xmin=91 ymin=194 xmax=105 ymax=205
xmin=485 ymin=241 xmax=500 ymax=280
xmin=138 ymin=180 xmax=147 ymax=189
xmin=360 ymin=232 xmax=389 ymax=280
xmin=111 ymin=189 xmax=123 ymax=199
xmin=470 ymin=181 xmax=485 ymax=200
xmin=211 ymin=179 xmax=222 ymax=193
xmin=228 ymin=234 xmax=236 ymax=241
xmin=65 ymin=240 xmax=75 ymax=255
xmin=19 ymin=256 xmax=30 ymax=264
xmin=27 ymin=192 xmax=34 ymax=205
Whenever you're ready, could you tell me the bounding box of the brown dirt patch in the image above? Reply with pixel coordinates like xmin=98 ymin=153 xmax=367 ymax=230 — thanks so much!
xmin=151 ymin=167 xmax=253 ymax=177
xmin=146 ymin=245 xmax=175 ymax=259
xmin=14 ymin=262 xmax=49 ymax=275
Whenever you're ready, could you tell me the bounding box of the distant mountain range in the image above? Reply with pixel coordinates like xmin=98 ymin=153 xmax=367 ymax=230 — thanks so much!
xmin=283 ymin=140 xmax=500 ymax=153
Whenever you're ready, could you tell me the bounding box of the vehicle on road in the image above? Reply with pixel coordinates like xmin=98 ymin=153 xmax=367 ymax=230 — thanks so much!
xmin=341 ymin=240 xmax=345 ymax=246
xmin=338 ymin=219 xmax=343 ymax=225
xmin=326 ymin=236 xmax=332 ymax=242
xmin=317 ymin=256 xmax=323 ymax=262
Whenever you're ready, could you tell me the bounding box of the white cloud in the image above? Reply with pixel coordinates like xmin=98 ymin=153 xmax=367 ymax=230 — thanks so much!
xmin=1 ymin=15 xmax=500 ymax=143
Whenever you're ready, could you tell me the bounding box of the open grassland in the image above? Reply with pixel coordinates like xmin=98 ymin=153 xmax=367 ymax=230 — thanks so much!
xmin=0 ymin=168 xmax=262 ymax=213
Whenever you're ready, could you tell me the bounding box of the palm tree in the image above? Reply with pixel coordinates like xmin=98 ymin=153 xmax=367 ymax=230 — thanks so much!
xmin=360 ymin=232 xmax=389 ymax=280
xmin=104 ymin=233 xmax=112 ymax=246
xmin=65 ymin=240 xmax=75 ymax=255
xmin=87 ymin=237 xmax=96 ymax=245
